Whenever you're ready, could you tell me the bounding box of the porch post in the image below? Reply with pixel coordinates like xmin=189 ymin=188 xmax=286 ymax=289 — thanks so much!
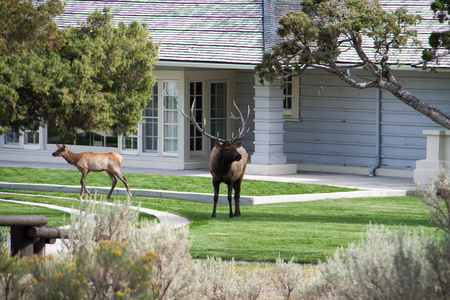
xmin=414 ymin=130 xmax=450 ymax=185
xmin=247 ymin=76 xmax=296 ymax=175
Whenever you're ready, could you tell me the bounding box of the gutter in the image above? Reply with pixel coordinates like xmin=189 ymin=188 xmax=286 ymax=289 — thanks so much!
xmin=156 ymin=60 xmax=256 ymax=70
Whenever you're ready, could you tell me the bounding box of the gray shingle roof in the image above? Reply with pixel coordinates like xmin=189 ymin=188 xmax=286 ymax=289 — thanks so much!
xmin=53 ymin=0 xmax=448 ymax=68
xmin=54 ymin=0 xmax=265 ymax=65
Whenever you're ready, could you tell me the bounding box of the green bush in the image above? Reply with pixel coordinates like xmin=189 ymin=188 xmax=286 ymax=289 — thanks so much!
xmin=30 ymin=240 xmax=156 ymax=299
xmin=0 ymin=246 xmax=29 ymax=300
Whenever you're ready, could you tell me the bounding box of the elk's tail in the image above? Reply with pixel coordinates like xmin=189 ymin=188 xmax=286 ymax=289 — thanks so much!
xmin=111 ymin=152 xmax=124 ymax=162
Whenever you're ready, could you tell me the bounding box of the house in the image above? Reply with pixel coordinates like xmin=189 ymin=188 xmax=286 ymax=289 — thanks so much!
xmin=1 ymin=0 xmax=449 ymax=183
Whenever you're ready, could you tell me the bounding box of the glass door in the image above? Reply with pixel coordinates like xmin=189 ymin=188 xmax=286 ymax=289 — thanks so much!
xmin=210 ymin=82 xmax=227 ymax=149
xmin=163 ymin=81 xmax=179 ymax=155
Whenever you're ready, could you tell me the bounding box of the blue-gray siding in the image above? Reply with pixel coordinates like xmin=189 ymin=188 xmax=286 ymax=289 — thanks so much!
xmin=286 ymin=69 xmax=450 ymax=170
xmin=235 ymin=70 xmax=256 ymax=154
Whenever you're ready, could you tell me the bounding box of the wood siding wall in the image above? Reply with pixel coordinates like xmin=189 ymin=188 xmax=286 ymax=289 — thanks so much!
xmin=236 ymin=70 xmax=256 ymax=154
xmin=285 ymin=69 xmax=450 ymax=170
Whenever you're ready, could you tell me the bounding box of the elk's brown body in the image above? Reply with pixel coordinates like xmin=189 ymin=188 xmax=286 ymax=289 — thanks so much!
xmin=52 ymin=144 xmax=132 ymax=199
xmin=182 ymin=100 xmax=250 ymax=218
xmin=209 ymin=141 xmax=248 ymax=217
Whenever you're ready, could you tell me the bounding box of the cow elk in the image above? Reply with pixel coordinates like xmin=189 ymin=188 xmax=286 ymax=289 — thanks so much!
xmin=181 ymin=100 xmax=250 ymax=218
xmin=52 ymin=144 xmax=132 ymax=199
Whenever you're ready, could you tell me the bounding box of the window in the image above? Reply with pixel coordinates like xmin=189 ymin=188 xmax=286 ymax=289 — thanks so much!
xmin=143 ymin=84 xmax=158 ymax=152
xmin=283 ymin=75 xmax=293 ymax=110
xmin=47 ymin=127 xmax=118 ymax=147
xmin=189 ymin=82 xmax=203 ymax=151
xmin=122 ymin=131 xmax=138 ymax=151
xmin=283 ymin=75 xmax=300 ymax=120
xmin=210 ymin=82 xmax=226 ymax=149
xmin=163 ymin=81 xmax=179 ymax=154
xmin=2 ymin=128 xmax=41 ymax=149
xmin=4 ymin=128 xmax=19 ymax=145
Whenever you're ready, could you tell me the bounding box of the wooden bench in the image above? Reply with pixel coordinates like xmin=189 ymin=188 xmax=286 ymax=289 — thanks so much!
xmin=0 ymin=215 xmax=68 ymax=257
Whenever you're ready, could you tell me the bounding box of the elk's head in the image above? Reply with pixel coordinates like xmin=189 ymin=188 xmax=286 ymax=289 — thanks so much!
xmin=52 ymin=144 xmax=68 ymax=157
xmin=215 ymin=141 xmax=244 ymax=163
xmin=181 ymin=99 xmax=250 ymax=157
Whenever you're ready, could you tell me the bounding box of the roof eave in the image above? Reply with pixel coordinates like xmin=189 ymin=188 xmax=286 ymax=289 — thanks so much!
xmin=156 ymin=60 xmax=257 ymax=70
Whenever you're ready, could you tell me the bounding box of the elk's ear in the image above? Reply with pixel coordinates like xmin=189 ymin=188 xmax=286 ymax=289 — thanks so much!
xmin=214 ymin=142 xmax=223 ymax=149
xmin=56 ymin=144 xmax=61 ymax=148
xmin=235 ymin=142 xmax=244 ymax=148
xmin=63 ymin=144 xmax=66 ymax=149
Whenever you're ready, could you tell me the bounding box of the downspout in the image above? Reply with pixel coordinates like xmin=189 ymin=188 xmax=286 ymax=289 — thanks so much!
xmin=346 ymin=69 xmax=381 ymax=176
xmin=370 ymin=88 xmax=381 ymax=176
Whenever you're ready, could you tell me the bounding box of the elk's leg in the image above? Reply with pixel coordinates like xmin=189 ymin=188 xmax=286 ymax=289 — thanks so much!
xmin=116 ymin=172 xmax=132 ymax=198
xmin=80 ymin=171 xmax=91 ymax=198
xmin=227 ymin=183 xmax=234 ymax=218
xmin=233 ymin=180 xmax=242 ymax=217
xmin=212 ymin=180 xmax=220 ymax=218
xmin=107 ymin=172 xmax=117 ymax=199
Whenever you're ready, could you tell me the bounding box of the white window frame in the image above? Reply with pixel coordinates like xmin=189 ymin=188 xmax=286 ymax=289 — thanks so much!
xmin=141 ymin=83 xmax=159 ymax=155
xmin=184 ymin=70 xmax=236 ymax=159
xmin=119 ymin=127 xmax=140 ymax=155
xmin=1 ymin=127 xmax=44 ymax=150
xmin=162 ymin=81 xmax=179 ymax=157
xmin=283 ymin=75 xmax=300 ymax=121
xmin=188 ymin=81 xmax=204 ymax=153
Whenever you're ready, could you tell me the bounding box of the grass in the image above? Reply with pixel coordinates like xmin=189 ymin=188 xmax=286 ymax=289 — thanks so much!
xmin=0 ymin=200 xmax=70 ymax=228
xmin=0 ymin=166 xmax=355 ymax=196
xmin=0 ymin=191 xmax=157 ymax=225
xmin=0 ymin=189 xmax=434 ymax=264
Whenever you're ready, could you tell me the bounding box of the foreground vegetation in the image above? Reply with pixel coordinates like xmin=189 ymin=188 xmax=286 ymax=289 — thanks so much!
xmin=0 ymin=166 xmax=355 ymax=196
xmin=0 ymin=189 xmax=434 ymax=263
xmin=0 ymin=196 xmax=449 ymax=300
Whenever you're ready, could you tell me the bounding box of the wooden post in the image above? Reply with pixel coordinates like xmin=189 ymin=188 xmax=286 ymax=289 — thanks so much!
xmin=0 ymin=216 xmax=48 ymax=257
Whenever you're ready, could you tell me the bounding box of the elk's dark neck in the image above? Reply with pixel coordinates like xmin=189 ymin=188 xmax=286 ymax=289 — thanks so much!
xmin=214 ymin=153 xmax=232 ymax=175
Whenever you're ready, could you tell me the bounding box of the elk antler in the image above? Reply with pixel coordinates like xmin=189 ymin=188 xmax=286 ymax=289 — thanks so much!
xmin=230 ymin=101 xmax=250 ymax=142
xmin=181 ymin=99 xmax=250 ymax=143
xmin=180 ymin=99 xmax=225 ymax=143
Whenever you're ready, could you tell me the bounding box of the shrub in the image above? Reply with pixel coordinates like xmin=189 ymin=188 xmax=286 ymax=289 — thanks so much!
xmin=0 ymin=246 xmax=29 ymax=300
xmin=301 ymin=225 xmax=450 ymax=300
xmin=62 ymin=196 xmax=139 ymax=256
xmin=273 ymin=256 xmax=303 ymax=300
xmin=418 ymin=169 xmax=450 ymax=234
xmin=26 ymin=196 xmax=202 ymax=299
xmin=29 ymin=239 xmax=157 ymax=299
xmin=130 ymin=221 xmax=203 ymax=300
xmin=200 ymin=257 xmax=261 ymax=300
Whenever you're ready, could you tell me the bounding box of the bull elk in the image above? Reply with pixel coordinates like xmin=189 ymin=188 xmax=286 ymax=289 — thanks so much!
xmin=52 ymin=144 xmax=132 ymax=199
xmin=181 ymin=100 xmax=250 ymax=218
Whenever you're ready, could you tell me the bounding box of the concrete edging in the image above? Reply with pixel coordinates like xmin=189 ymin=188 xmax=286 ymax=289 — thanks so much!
xmin=0 ymin=182 xmax=414 ymax=205
xmin=0 ymin=182 xmax=255 ymax=205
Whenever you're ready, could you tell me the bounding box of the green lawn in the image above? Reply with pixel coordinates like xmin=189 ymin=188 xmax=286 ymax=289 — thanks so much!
xmin=0 ymin=189 xmax=434 ymax=264
xmin=0 ymin=200 xmax=70 ymax=228
xmin=0 ymin=166 xmax=355 ymax=196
